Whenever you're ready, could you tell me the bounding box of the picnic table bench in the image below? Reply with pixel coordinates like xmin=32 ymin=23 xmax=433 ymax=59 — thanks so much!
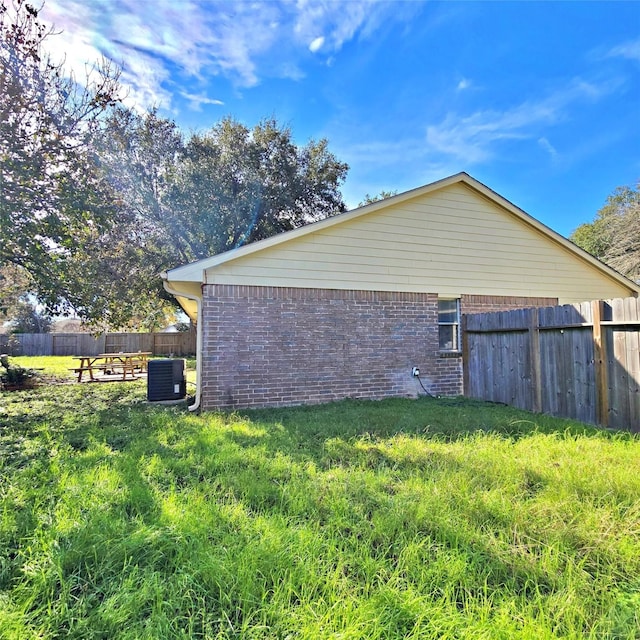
xmin=70 ymin=352 xmax=151 ymax=382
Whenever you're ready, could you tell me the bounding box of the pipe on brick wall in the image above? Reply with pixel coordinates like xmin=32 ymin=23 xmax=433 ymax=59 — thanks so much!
xmin=161 ymin=277 xmax=203 ymax=412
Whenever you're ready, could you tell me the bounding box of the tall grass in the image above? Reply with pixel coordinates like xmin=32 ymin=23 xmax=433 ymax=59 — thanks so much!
xmin=1 ymin=358 xmax=639 ymax=638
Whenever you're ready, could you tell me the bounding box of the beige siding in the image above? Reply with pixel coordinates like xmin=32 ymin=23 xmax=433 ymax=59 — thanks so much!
xmin=204 ymin=183 xmax=633 ymax=303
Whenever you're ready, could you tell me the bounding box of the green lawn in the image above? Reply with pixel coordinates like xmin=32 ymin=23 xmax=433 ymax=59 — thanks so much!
xmin=1 ymin=357 xmax=639 ymax=639
xmin=10 ymin=355 xmax=197 ymax=385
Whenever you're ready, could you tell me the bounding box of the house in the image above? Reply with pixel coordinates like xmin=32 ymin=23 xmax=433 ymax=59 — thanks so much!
xmin=162 ymin=172 xmax=640 ymax=411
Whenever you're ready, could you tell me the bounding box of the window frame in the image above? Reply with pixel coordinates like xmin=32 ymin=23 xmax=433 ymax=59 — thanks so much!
xmin=438 ymin=297 xmax=461 ymax=352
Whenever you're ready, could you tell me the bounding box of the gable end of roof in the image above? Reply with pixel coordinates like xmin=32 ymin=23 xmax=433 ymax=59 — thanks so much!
xmin=163 ymin=172 xmax=640 ymax=296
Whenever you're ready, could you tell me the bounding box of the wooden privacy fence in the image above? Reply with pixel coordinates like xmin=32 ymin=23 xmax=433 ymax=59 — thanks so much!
xmin=463 ymin=297 xmax=640 ymax=432
xmin=0 ymin=332 xmax=196 ymax=357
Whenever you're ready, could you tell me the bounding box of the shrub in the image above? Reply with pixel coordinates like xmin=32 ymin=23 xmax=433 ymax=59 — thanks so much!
xmin=0 ymin=354 xmax=40 ymax=390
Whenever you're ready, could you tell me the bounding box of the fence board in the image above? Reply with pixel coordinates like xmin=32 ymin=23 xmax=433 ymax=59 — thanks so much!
xmin=529 ymin=309 xmax=541 ymax=413
xmin=18 ymin=333 xmax=53 ymax=356
xmin=464 ymin=296 xmax=640 ymax=431
xmin=627 ymin=329 xmax=640 ymax=427
xmin=610 ymin=328 xmax=629 ymax=428
xmin=0 ymin=331 xmax=195 ymax=357
xmin=627 ymin=301 xmax=640 ymax=429
xmin=541 ymin=330 xmax=561 ymax=417
xmin=52 ymin=334 xmax=79 ymax=356
xmin=153 ymin=333 xmax=195 ymax=356
xmin=573 ymin=327 xmax=595 ymax=424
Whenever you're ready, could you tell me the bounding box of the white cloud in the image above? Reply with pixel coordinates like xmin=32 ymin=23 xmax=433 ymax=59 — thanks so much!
xmin=425 ymin=79 xmax=618 ymax=164
xmin=278 ymin=62 xmax=306 ymax=81
xmin=309 ymin=36 xmax=325 ymax=53
xmin=607 ymin=38 xmax=640 ymax=63
xmin=538 ymin=137 xmax=558 ymax=159
xmin=37 ymin=0 xmax=406 ymax=113
xmin=40 ymin=0 xmax=285 ymax=110
xmin=120 ymin=52 xmax=174 ymax=111
xmin=180 ymin=92 xmax=225 ymax=111
xmin=340 ymin=138 xmax=427 ymax=168
xmin=457 ymin=78 xmax=471 ymax=91
xmin=292 ymin=0 xmax=409 ymax=52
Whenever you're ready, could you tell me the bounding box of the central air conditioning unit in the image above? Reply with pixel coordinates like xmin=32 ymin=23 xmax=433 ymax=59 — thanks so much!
xmin=147 ymin=358 xmax=186 ymax=401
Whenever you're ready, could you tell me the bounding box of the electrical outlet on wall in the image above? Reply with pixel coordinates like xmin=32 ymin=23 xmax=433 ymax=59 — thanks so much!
xmin=412 ymin=367 xmax=420 ymax=377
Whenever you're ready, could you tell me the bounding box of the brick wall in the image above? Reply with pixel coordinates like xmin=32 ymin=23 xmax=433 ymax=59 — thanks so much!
xmin=200 ymin=286 xmax=557 ymax=409
xmin=433 ymin=352 xmax=463 ymax=396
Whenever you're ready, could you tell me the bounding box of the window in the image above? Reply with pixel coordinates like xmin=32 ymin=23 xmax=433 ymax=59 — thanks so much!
xmin=438 ymin=298 xmax=460 ymax=351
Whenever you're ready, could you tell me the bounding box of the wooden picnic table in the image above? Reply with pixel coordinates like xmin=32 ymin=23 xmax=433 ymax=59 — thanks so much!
xmin=70 ymin=352 xmax=152 ymax=382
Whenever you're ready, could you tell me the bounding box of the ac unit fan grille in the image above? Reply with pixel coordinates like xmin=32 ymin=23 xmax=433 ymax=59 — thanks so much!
xmin=147 ymin=359 xmax=186 ymax=401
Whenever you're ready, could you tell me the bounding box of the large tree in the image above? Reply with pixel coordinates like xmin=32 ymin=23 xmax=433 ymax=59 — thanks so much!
xmin=0 ymin=262 xmax=30 ymax=322
xmin=170 ymin=116 xmax=349 ymax=256
xmin=0 ymin=0 xmax=120 ymax=315
xmin=6 ymin=298 xmax=52 ymax=333
xmin=96 ymin=110 xmax=349 ymax=261
xmin=75 ymin=109 xmax=348 ymax=327
xmin=571 ymin=184 xmax=640 ymax=282
xmin=1 ymin=1 xmax=348 ymax=329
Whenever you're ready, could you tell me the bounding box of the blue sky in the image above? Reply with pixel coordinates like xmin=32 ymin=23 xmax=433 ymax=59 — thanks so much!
xmin=41 ymin=0 xmax=640 ymax=237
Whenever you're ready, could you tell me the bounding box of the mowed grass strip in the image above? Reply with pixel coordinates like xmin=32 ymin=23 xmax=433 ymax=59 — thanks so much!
xmin=0 ymin=357 xmax=639 ymax=639
xmin=8 ymin=354 xmax=197 ymax=387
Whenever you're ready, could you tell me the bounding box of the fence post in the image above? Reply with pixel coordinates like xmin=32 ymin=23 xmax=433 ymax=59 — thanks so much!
xmin=528 ymin=308 xmax=542 ymax=413
xmin=592 ymin=299 xmax=609 ymax=427
xmin=461 ymin=314 xmax=469 ymax=395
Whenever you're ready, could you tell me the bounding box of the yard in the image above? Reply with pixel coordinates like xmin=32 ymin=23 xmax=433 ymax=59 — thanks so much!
xmin=1 ymin=357 xmax=639 ymax=639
